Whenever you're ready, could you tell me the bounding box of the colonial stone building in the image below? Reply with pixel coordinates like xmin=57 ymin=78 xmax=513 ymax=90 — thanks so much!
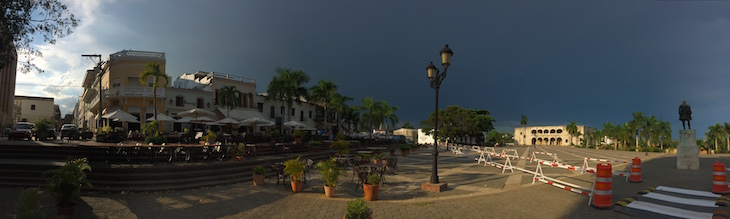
xmin=514 ymin=125 xmax=593 ymax=146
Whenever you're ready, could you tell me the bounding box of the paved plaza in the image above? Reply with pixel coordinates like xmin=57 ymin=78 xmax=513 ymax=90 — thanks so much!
xmin=2 ymin=144 xmax=729 ymax=218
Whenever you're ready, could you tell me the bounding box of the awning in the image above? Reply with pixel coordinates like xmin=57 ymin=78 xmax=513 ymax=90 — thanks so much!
xmin=216 ymin=107 xmax=267 ymax=121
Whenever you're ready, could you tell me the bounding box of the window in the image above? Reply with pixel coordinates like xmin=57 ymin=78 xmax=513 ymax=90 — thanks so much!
xmin=214 ymin=89 xmax=218 ymax=105
xmin=31 ymin=105 xmax=35 ymax=110
xmin=257 ymin=103 xmax=264 ymax=112
xmin=300 ymin=111 xmax=304 ymax=121
xmin=148 ymin=78 xmax=154 ymax=87
xmin=176 ymin=96 xmax=184 ymax=106
xmin=280 ymin=106 xmax=285 ymax=115
xmin=270 ymin=106 xmax=275 ymax=118
xmin=309 ymin=111 xmax=312 ymax=118
xmin=112 ymin=78 xmax=121 ymax=88
xmin=292 ymin=108 xmax=295 ymax=116
xmin=197 ymin=98 xmax=204 ymax=108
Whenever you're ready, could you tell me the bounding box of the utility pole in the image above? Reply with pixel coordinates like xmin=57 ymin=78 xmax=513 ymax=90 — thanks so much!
xmin=82 ymin=54 xmax=104 ymax=132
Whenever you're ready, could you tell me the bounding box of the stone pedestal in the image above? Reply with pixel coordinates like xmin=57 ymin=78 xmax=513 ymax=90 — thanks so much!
xmin=677 ymin=129 xmax=699 ymax=170
xmin=421 ymin=182 xmax=447 ymax=192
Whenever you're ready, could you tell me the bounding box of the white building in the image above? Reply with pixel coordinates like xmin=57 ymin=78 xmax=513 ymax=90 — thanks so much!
xmin=13 ymin=96 xmax=55 ymax=124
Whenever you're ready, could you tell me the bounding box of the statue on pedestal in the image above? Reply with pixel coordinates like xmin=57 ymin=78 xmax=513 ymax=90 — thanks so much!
xmin=679 ymin=100 xmax=692 ymax=129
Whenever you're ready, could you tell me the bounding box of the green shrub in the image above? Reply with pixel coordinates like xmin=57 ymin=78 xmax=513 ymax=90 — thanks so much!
xmin=345 ymin=198 xmax=372 ymax=219
xmin=144 ymin=135 xmax=167 ymax=145
xmin=253 ymin=166 xmax=266 ymax=175
xmin=366 ymin=173 xmax=380 ymax=185
xmin=293 ymin=130 xmax=304 ymax=138
xmin=330 ymin=140 xmax=350 ymax=154
xmin=284 ymin=156 xmax=306 ymax=182
xmin=316 ymin=158 xmax=341 ymax=187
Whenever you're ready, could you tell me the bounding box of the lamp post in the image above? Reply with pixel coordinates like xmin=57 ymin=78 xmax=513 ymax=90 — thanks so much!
xmin=426 ymin=44 xmax=453 ymax=187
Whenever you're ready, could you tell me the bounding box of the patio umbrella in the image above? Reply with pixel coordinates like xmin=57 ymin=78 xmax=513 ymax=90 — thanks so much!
xmin=284 ymin=120 xmax=307 ymax=129
xmin=216 ymin=117 xmax=240 ymax=125
xmin=146 ymin=113 xmax=176 ymax=122
xmin=240 ymin=117 xmax=274 ymax=135
xmin=177 ymin=108 xmax=215 ymax=118
xmin=175 ymin=117 xmax=194 ymax=123
xmin=190 ymin=116 xmax=215 ymax=123
xmin=102 ymin=109 xmax=139 ymax=123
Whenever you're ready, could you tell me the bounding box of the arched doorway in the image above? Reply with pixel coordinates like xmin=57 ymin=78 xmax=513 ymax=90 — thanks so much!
xmin=550 ymin=138 xmax=556 ymax=145
xmin=532 ymin=138 xmax=537 ymax=145
xmin=556 ymin=137 xmax=562 ymax=146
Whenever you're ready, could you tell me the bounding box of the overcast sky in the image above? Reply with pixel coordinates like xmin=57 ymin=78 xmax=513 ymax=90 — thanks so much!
xmin=14 ymin=0 xmax=730 ymax=139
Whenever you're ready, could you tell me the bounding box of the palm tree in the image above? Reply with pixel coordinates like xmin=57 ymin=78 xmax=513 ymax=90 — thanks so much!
xmin=139 ymin=62 xmax=170 ymax=135
xmin=383 ymin=104 xmax=399 ymax=134
xmin=708 ymin=123 xmax=727 ymax=153
xmin=520 ymin=115 xmax=527 ymax=146
xmin=657 ymin=120 xmax=672 ymax=151
xmin=309 ymin=80 xmax=337 ymax=134
xmin=341 ymin=105 xmax=360 ymax=134
xmin=566 ymin=122 xmax=580 ymax=146
xmin=358 ymin=97 xmax=383 ymax=138
xmin=630 ymin=112 xmax=646 ymax=151
xmin=602 ymin=123 xmax=616 ymax=150
xmin=401 ymin=122 xmax=414 ymax=129
xmin=644 ymin=115 xmax=657 ymax=148
xmin=267 ymin=68 xmax=310 ymax=132
xmin=217 ymin=86 xmax=241 ymax=118
xmin=329 ymin=93 xmax=352 ymax=134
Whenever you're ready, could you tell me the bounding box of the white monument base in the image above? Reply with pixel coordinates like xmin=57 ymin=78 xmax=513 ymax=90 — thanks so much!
xmin=677 ymin=129 xmax=699 ymax=170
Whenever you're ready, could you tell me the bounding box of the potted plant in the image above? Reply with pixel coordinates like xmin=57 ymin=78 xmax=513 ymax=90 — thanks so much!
xmin=372 ymin=153 xmax=382 ymax=164
xmin=357 ymin=154 xmax=370 ymax=165
xmin=388 ymin=148 xmax=395 ymax=156
xmin=201 ymin=131 xmax=216 ymax=145
xmin=34 ymin=118 xmax=54 ymax=141
xmin=293 ymin=130 xmax=304 ymax=144
xmin=43 ymin=158 xmax=92 ymax=218
xmin=316 ymin=158 xmax=341 ymax=198
xmin=96 ymin=126 xmax=112 ymax=142
xmin=345 ymin=198 xmax=372 ymax=219
xmin=400 ymin=146 xmax=410 ymax=157
xmin=252 ymin=166 xmax=266 ymax=186
xmin=270 ymin=130 xmax=280 ymax=143
xmin=311 ymin=140 xmax=323 ymax=152
xmin=362 ymin=173 xmax=381 ymax=201
xmin=330 ymin=139 xmax=350 ymax=155
xmin=410 ymin=144 xmax=417 ymax=152
xmin=235 ymin=144 xmax=246 ymax=161
xmin=81 ymin=126 xmax=93 ymax=140
xmin=283 ymin=156 xmax=306 ymax=192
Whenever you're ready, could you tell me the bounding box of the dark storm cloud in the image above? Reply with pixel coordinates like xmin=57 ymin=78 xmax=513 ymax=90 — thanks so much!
xmin=77 ymin=0 xmax=730 ymax=138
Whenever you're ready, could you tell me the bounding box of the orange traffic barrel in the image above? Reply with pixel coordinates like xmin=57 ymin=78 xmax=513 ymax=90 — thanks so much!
xmin=591 ymin=163 xmax=613 ymax=209
xmin=629 ymin=157 xmax=642 ymax=183
xmin=713 ymin=161 xmax=729 ymax=194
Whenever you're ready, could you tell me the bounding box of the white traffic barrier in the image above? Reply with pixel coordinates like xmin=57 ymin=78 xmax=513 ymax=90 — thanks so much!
xmin=514 ymin=165 xmax=593 ymax=197
xmin=484 ymin=147 xmax=496 ymax=154
xmin=534 ymin=159 xmax=589 ymax=172
xmin=501 ymin=149 xmax=520 ymax=160
xmin=581 ymin=157 xmax=630 ymax=181
xmin=486 ymin=153 xmax=514 ymax=173
xmin=476 ymin=149 xmax=492 ymax=164
xmin=529 ymin=151 xmax=558 ymax=163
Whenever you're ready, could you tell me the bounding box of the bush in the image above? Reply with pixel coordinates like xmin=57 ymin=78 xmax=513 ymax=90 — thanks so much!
xmin=345 ymin=198 xmax=372 ymax=219
xmin=366 ymin=173 xmax=380 ymax=185
xmin=284 ymin=156 xmax=306 ymax=182
xmin=316 ymin=158 xmax=341 ymax=187
xmin=202 ymin=131 xmax=216 ymax=142
xmin=253 ymin=166 xmax=266 ymax=175
xmin=293 ymin=130 xmax=304 ymax=138
xmin=144 ymin=135 xmax=167 ymax=145
xmin=34 ymin=118 xmax=54 ymax=132
xmin=330 ymin=140 xmax=350 ymax=155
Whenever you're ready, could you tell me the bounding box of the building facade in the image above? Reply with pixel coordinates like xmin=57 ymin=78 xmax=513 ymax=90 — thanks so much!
xmin=77 ymin=50 xmax=167 ymax=132
xmin=0 ymin=44 xmax=17 ymax=129
xmin=13 ymin=96 xmax=55 ymax=124
xmin=514 ymin=125 xmax=593 ymax=146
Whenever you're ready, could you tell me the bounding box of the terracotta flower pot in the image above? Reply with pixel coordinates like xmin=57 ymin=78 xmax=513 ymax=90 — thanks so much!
xmin=291 ymin=180 xmax=303 ymax=193
xmin=373 ymin=159 xmax=378 ymax=164
xmin=363 ymin=183 xmax=379 ymax=201
xmin=295 ymin=137 xmax=302 ymax=144
xmin=57 ymin=204 xmax=75 ymax=218
xmin=253 ymin=174 xmax=265 ymax=186
xmin=401 ymin=151 xmax=408 ymax=157
xmin=324 ymin=185 xmax=336 ymax=198
xmin=235 ymin=156 xmax=244 ymax=162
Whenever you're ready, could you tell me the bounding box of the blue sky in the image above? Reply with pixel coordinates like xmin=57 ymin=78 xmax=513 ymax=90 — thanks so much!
xmin=14 ymin=0 xmax=730 ymax=139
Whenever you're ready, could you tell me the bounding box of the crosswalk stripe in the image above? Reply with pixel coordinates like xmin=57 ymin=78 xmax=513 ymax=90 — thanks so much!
xmin=626 ymin=200 xmax=714 ymax=219
xmin=643 ymin=192 xmax=718 ymax=207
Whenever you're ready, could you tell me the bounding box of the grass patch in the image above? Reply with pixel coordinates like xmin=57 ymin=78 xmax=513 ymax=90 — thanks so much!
xmin=412 ymin=201 xmax=435 ymax=207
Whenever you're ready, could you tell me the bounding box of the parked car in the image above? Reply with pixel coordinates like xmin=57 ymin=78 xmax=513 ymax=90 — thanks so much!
xmin=9 ymin=122 xmax=34 ymax=141
xmin=60 ymin=124 xmax=79 ymax=140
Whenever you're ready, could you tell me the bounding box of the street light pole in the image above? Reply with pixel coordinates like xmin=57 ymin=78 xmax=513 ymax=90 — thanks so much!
xmin=426 ymin=44 xmax=453 ymax=185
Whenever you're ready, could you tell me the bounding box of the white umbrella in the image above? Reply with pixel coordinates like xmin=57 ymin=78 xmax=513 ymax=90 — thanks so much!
xmin=146 ymin=113 xmax=176 ymax=122
xmin=175 ymin=117 xmax=194 ymax=123
xmin=284 ymin=120 xmax=307 ymax=129
xmin=177 ymin=108 xmax=215 ymax=118
xmin=240 ymin=117 xmax=274 ymax=126
xmin=102 ymin=109 xmax=139 ymax=123
xmin=216 ymin=117 xmax=240 ymax=125
xmin=190 ymin=116 xmax=215 ymax=123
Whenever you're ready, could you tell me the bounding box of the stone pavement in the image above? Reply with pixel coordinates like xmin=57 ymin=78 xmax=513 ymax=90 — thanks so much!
xmin=2 ymin=145 xmax=729 ymax=218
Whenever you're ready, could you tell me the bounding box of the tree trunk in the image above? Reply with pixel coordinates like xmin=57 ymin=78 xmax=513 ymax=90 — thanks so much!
xmin=153 ymin=86 xmax=159 ymax=135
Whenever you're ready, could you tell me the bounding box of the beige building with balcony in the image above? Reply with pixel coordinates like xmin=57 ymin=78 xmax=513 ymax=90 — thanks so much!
xmin=514 ymin=125 xmax=593 ymax=146
xmin=77 ymin=50 xmax=167 ymax=132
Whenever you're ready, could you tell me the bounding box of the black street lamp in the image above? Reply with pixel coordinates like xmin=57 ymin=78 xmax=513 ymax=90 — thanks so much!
xmin=425 ymin=44 xmax=453 ymax=187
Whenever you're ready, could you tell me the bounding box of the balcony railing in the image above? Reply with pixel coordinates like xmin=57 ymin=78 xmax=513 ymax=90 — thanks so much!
xmin=105 ymin=86 xmax=165 ymax=98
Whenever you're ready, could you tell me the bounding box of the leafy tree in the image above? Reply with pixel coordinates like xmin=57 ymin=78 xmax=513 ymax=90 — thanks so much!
xmin=382 ymin=104 xmax=399 ymax=132
xmin=139 ymin=63 xmax=169 ymax=135
xmin=602 ymin=123 xmax=616 ymax=150
xmin=341 ymin=105 xmax=360 ymax=133
xmin=309 ymin=80 xmax=337 ymax=134
xmin=217 ymin=86 xmax=241 ymax=117
xmin=657 ymin=120 xmax=672 ymax=151
xmin=267 ymin=68 xmax=310 ymax=124
xmin=329 ymin=92 xmax=352 ymax=134
xmin=1 ymin=0 xmax=79 ymax=73
xmin=401 ymin=122 xmax=414 ymax=129
xmin=629 ymin=112 xmax=645 ymax=151
xmin=358 ymin=97 xmax=383 ymax=137
xmin=566 ymin=121 xmax=580 ymax=146
xmin=421 ymin=105 xmax=494 ymax=145
xmin=708 ymin=123 xmax=727 ymax=153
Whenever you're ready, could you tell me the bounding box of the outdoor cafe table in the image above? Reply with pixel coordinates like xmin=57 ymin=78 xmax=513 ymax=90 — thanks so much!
xmin=359 ymin=163 xmax=386 ymax=183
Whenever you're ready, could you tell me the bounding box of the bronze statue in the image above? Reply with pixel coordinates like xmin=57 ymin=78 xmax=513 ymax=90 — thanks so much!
xmin=679 ymin=100 xmax=692 ymax=129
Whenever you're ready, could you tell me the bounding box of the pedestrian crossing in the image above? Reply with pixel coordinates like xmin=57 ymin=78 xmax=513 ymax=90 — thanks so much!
xmin=615 ymin=186 xmax=728 ymax=219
